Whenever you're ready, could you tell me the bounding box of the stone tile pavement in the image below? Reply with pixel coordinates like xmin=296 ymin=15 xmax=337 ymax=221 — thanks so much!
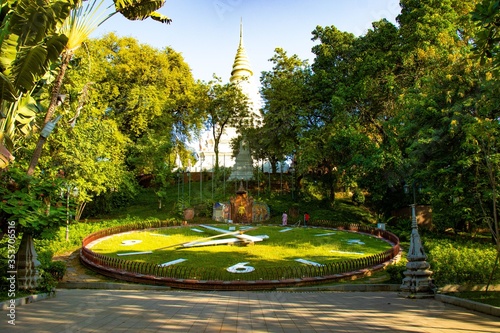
xmin=2 ymin=289 xmax=499 ymax=332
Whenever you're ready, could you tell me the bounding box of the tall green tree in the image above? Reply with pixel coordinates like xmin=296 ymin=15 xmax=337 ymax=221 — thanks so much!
xmin=70 ymin=33 xmax=199 ymax=176
xmin=25 ymin=0 xmax=172 ymax=175
xmin=198 ymin=77 xmax=250 ymax=172
xmin=255 ymin=48 xmax=310 ymax=173
xmin=40 ymin=108 xmax=132 ymax=220
xmin=61 ymin=33 xmax=199 ymax=210
xmin=0 ymin=0 xmax=71 ymax=168
xmin=471 ymin=0 xmax=500 ymax=287
xmin=296 ymin=26 xmax=357 ymax=203
xmin=394 ymin=0 xmax=487 ymax=232
xmin=304 ymin=20 xmax=402 ymax=206
xmin=395 ymin=0 xmax=499 ymax=286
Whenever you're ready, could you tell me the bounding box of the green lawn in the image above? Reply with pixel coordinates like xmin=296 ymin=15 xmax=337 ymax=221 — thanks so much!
xmin=89 ymin=225 xmax=391 ymax=270
xmin=447 ymin=291 xmax=500 ymax=307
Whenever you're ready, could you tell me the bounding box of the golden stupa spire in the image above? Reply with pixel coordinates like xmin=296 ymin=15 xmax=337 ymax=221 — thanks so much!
xmin=239 ymin=18 xmax=243 ymax=47
xmin=230 ymin=19 xmax=253 ymax=83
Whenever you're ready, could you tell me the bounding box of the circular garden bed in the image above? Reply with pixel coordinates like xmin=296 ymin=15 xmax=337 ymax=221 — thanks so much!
xmin=80 ymin=220 xmax=400 ymax=290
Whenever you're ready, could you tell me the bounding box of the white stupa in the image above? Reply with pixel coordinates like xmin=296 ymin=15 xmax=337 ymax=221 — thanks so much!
xmin=194 ymin=21 xmax=261 ymax=172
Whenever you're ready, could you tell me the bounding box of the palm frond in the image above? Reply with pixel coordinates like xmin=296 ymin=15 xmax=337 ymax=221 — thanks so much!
xmin=0 ymin=91 xmax=38 ymax=152
xmin=9 ymin=0 xmax=51 ymax=46
xmin=114 ymin=0 xmax=169 ymax=22
xmin=0 ymin=72 xmax=17 ymax=102
xmin=15 ymin=94 xmax=38 ymax=136
xmin=44 ymin=35 xmax=70 ymax=64
xmin=11 ymin=45 xmax=48 ymax=92
xmin=0 ymin=33 xmax=18 ymax=75
xmin=60 ymin=0 xmax=110 ymax=52
xmin=148 ymin=11 xmax=172 ymax=24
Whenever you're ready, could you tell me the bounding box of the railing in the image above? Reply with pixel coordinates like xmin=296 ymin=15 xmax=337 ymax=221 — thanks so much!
xmin=80 ymin=220 xmax=400 ymax=290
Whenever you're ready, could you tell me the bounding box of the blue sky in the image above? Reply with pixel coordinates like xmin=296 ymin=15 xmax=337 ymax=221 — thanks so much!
xmin=92 ymin=0 xmax=401 ymax=83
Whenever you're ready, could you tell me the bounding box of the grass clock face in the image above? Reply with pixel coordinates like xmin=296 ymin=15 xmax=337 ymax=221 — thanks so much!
xmin=88 ymin=225 xmax=392 ymax=272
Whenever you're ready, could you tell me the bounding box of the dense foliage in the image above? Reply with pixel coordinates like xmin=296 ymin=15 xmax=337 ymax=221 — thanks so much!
xmin=0 ymin=0 xmax=173 ymax=234
xmin=247 ymin=0 xmax=500 ymax=243
xmin=425 ymin=237 xmax=500 ymax=284
xmin=1 ymin=0 xmax=498 ymax=237
xmin=0 ymin=0 xmax=499 ymax=291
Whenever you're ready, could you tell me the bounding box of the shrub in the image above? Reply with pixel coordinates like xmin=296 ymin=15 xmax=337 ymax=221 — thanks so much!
xmin=44 ymin=260 xmax=67 ymax=281
xmin=386 ymin=259 xmax=407 ymax=283
xmin=425 ymin=238 xmax=499 ymax=285
xmin=352 ymin=189 xmax=365 ymax=206
xmin=34 ymin=218 xmax=142 ymax=261
xmin=387 ymin=218 xmax=411 ymax=243
xmin=0 ymin=167 xmax=67 ymax=237
xmin=83 ymin=185 xmax=138 ymax=217
xmin=312 ymin=209 xmax=339 ymax=221
xmin=195 ymin=200 xmax=214 ymax=218
xmin=37 ymin=269 xmax=57 ymax=293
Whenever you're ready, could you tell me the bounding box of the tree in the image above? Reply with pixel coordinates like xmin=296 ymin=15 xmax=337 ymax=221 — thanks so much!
xmin=0 ymin=1 xmax=73 ymax=289
xmin=69 ymin=33 xmax=199 ymax=182
xmin=393 ymin=0 xmax=487 ymax=232
xmin=25 ymin=0 xmax=172 ymax=175
xmin=39 ymin=107 xmax=132 ymax=220
xmin=347 ymin=20 xmax=405 ymax=214
xmin=471 ymin=0 xmax=500 ymax=288
xmin=57 ymin=33 xmax=201 ymax=211
xmin=0 ymin=0 xmax=71 ymax=169
xmin=303 ymin=20 xmax=402 ymax=206
xmin=0 ymin=0 xmax=172 ymax=290
xmin=84 ymin=35 xmax=193 ymax=138
xmin=198 ymin=77 xmax=250 ymax=172
xmin=254 ymin=48 xmax=311 ymax=173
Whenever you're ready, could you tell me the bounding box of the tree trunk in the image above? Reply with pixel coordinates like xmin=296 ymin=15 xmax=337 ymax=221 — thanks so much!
xmin=27 ymin=51 xmax=72 ymax=176
xmin=75 ymin=202 xmax=86 ymax=222
xmin=486 ymin=251 xmax=499 ymax=292
xmin=214 ymin=145 xmax=220 ymax=172
xmin=26 ymin=136 xmax=46 ymax=176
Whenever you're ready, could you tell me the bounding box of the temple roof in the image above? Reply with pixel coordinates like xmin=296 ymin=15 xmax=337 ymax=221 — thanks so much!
xmin=230 ymin=20 xmax=253 ymax=83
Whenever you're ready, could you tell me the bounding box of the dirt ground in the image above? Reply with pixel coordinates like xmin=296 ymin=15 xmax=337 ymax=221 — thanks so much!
xmin=54 ymin=249 xmax=112 ymax=283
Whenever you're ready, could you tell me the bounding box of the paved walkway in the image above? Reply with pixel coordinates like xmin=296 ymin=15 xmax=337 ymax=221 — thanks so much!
xmin=3 ymin=289 xmax=499 ymax=332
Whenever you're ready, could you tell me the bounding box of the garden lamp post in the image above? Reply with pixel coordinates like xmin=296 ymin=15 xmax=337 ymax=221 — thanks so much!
xmin=257 ymin=159 xmax=260 ymax=198
xmin=181 ymin=169 xmax=185 ymax=208
xmin=268 ymin=160 xmax=271 ymax=193
xmin=223 ymin=154 xmax=226 ymax=197
xmin=212 ymin=155 xmax=214 ymax=200
xmin=177 ymin=169 xmax=182 ymax=203
xmin=401 ymin=182 xmax=434 ymax=297
xmin=64 ymin=184 xmax=79 ymax=241
xmin=187 ymin=167 xmax=191 ymax=206
xmin=280 ymin=161 xmax=283 ymax=195
xmin=200 ymin=153 xmax=205 ymax=202
xmin=290 ymin=166 xmax=295 ymax=200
